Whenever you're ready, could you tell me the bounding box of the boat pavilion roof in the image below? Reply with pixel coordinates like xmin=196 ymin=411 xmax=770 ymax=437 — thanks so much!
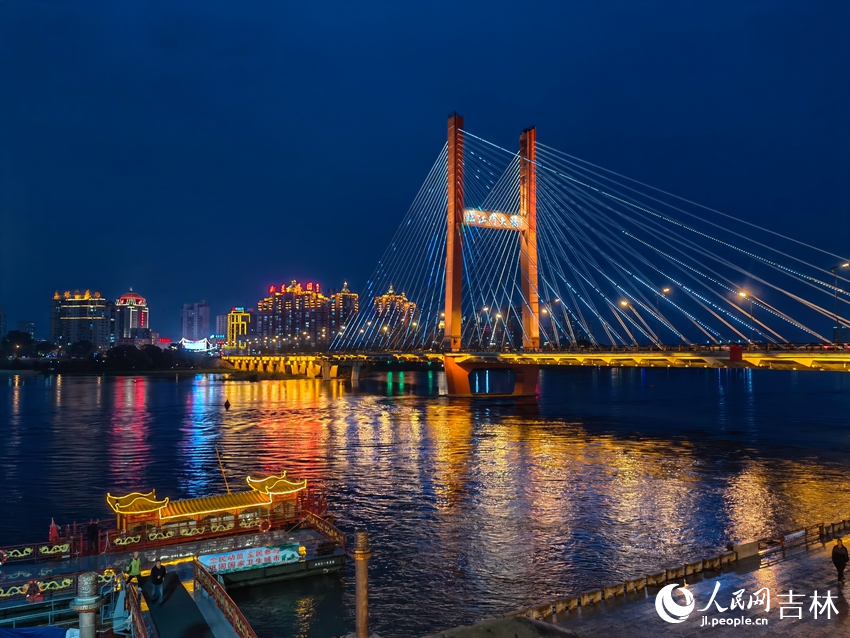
xmin=107 ymin=490 xmax=169 ymax=515
xmin=160 ymin=491 xmax=271 ymax=520
xmin=106 ymin=472 xmax=308 ymax=520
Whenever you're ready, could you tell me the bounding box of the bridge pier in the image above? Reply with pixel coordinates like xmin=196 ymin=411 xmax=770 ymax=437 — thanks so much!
xmin=350 ymin=362 xmax=363 ymax=385
xmin=443 ymin=356 xmax=539 ymax=397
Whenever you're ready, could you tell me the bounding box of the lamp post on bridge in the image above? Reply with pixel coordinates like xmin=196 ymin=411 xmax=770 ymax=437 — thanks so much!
xmin=619 ymin=300 xmax=643 ymax=347
xmin=738 ymin=291 xmax=754 ymax=345
xmin=830 ymin=262 xmax=849 ymax=346
xmin=655 ymin=287 xmax=671 ymax=349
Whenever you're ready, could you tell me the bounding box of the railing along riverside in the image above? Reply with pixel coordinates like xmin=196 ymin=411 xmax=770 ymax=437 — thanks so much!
xmin=502 ymin=518 xmax=850 ymax=623
xmin=757 ymin=523 xmax=826 ymax=564
xmin=0 ymin=568 xmax=118 ymax=604
xmin=125 ymin=577 xmax=150 ymax=638
xmin=193 ymin=559 xmax=258 ymax=638
xmin=303 ymin=511 xmax=346 ymax=552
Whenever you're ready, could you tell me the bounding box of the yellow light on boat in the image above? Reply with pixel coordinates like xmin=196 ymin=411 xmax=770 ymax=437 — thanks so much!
xmin=159 ymin=493 xmax=273 ymax=520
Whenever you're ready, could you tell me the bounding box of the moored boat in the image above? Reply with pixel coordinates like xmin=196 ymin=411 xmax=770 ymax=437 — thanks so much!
xmin=0 ymin=471 xmax=346 ymax=597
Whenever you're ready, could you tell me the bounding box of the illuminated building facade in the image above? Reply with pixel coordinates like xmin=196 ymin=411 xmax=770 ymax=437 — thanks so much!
xmin=255 ymin=280 xmax=330 ymax=350
xmin=360 ymin=285 xmax=419 ymax=349
xmin=227 ymin=307 xmax=252 ymax=347
xmin=329 ymin=281 xmax=359 ymax=337
xmin=373 ymin=285 xmax=416 ymax=325
xmin=114 ymin=290 xmax=150 ymax=340
xmin=181 ymin=301 xmax=211 ymax=341
xmin=50 ymin=290 xmax=112 ymax=349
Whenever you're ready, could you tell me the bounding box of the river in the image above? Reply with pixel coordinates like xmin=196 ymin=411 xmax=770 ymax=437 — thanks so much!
xmin=1 ymin=368 xmax=849 ymax=636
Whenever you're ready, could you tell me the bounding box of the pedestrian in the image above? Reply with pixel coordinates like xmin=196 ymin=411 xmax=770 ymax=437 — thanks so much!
xmin=127 ymin=551 xmax=142 ymax=586
xmin=87 ymin=519 xmax=100 ymax=553
xmin=833 ymin=538 xmax=848 ymax=583
xmin=149 ymin=559 xmax=166 ymax=604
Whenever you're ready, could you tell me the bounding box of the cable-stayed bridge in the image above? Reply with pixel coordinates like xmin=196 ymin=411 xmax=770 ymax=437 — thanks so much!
xmin=227 ymin=114 xmax=850 ymax=395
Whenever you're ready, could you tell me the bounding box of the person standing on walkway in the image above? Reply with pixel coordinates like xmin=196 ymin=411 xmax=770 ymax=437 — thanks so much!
xmin=149 ymin=559 xmax=166 ymax=604
xmin=127 ymin=551 xmax=142 ymax=586
xmin=833 ymin=538 xmax=848 ymax=582
xmin=87 ymin=519 xmax=100 ymax=553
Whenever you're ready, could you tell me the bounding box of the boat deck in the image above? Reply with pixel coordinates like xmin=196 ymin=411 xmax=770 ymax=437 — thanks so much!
xmin=0 ymin=527 xmax=329 ymax=584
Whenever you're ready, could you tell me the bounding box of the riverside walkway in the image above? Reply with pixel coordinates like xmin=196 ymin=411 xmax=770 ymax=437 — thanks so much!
xmin=551 ymin=539 xmax=849 ymax=637
xmin=431 ymin=538 xmax=850 ymax=637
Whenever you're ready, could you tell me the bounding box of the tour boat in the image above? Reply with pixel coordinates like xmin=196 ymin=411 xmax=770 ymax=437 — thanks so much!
xmin=0 ymin=471 xmax=347 ymax=611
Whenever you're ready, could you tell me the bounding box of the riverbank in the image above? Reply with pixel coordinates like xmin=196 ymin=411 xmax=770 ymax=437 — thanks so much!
xmin=432 ymin=521 xmax=850 ymax=637
xmin=0 ymin=361 xmax=315 ymax=379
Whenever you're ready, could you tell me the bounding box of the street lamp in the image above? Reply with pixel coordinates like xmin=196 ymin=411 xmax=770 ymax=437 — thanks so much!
xmin=830 ymin=262 xmax=849 ymax=346
xmin=738 ymin=291 xmax=754 ymax=344
xmin=655 ymin=287 xmax=671 ymax=347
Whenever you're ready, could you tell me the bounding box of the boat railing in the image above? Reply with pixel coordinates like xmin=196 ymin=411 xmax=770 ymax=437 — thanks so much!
xmin=2 ymin=489 xmax=330 ymax=565
xmin=103 ymin=508 xmax=306 ymax=553
xmin=125 ymin=576 xmax=151 ymax=638
xmin=0 ymin=567 xmax=118 ymax=604
xmin=302 ymin=510 xmax=346 ymax=553
xmin=0 ymin=518 xmax=121 ymax=565
xmin=193 ymin=558 xmax=258 ymax=638
xmin=0 ymin=539 xmax=75 ymax=565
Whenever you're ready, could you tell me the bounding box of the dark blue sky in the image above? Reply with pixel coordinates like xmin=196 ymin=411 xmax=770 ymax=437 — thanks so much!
xmin=1 ymin=1 xmax=848 ymax=339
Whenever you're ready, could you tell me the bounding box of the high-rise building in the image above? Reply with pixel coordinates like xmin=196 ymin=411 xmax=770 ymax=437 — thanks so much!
xmin=367 ymin=285 xmax=418 ymax=349
xmin=181 ymin=301 xmax=210 ymax=341
xmin=114 ymin=290 xmax=150 ymax=340
xmin=329 ymin=282 xmax=359 ymax=338
xmin=255 ymin=281 xmax=330 ymax=349
xmin=17 ymin=321 xmax=36 ymax=339
xmin=215 ymin=314 xmax=229 ymax=338
xmin=227 ymin=307 xmax=252 ymax=347
xmin=50 ymin=290 xmax=112 ymax=349
xmin=0 ymin=305 xmax=7 ymax=339
xmin=373 ymin=285 xmax=416 ymax=325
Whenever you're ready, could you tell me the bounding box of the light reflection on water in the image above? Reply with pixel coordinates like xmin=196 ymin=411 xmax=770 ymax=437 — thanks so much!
xmin=1 ymin=368 xmax=849 ymax=637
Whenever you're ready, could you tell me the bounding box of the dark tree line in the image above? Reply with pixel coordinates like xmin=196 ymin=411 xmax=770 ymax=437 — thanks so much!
xmin=1 ymin=333 xmax=215 ymax=371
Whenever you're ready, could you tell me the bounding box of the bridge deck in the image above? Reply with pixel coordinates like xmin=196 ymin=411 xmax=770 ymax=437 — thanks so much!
xmin=225 ymin=349 xmax=850 ymax=373
xmin=141 ymin=571 xmax=223 ymax=638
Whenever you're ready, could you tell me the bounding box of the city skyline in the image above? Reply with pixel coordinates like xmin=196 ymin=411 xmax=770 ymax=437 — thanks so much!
xmin=1 ymin=2 xmax=848 ymax=339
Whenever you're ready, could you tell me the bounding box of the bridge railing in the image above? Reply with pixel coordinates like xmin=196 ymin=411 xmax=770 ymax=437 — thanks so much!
xmin=194 ymin=559 xmax=258 ymax=638
xmin=125 ymin=576 xmax=150 ymax=638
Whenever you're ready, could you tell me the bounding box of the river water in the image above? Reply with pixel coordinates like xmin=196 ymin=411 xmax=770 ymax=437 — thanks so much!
xmin=1 ymin=368 xmax=849 ymax=637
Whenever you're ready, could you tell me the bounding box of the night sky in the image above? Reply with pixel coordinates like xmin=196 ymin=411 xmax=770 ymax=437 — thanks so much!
xmin=1 ymin=1 xmax=848 ymax=339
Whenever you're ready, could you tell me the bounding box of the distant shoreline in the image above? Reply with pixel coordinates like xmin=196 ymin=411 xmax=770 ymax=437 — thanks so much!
xmin=0 ymin=367 xmax=336 ymax=381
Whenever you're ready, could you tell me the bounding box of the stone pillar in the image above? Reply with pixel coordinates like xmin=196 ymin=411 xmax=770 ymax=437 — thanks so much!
xmin=322 ymin=360 xmax=331 ymax=381
xmin=351 ymin=530 xmax=373 ymax=638
xmin=351 ymin=362 xmax=363 ymax=385
xmin=70 ymin=572 xmax=103 ymax=638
